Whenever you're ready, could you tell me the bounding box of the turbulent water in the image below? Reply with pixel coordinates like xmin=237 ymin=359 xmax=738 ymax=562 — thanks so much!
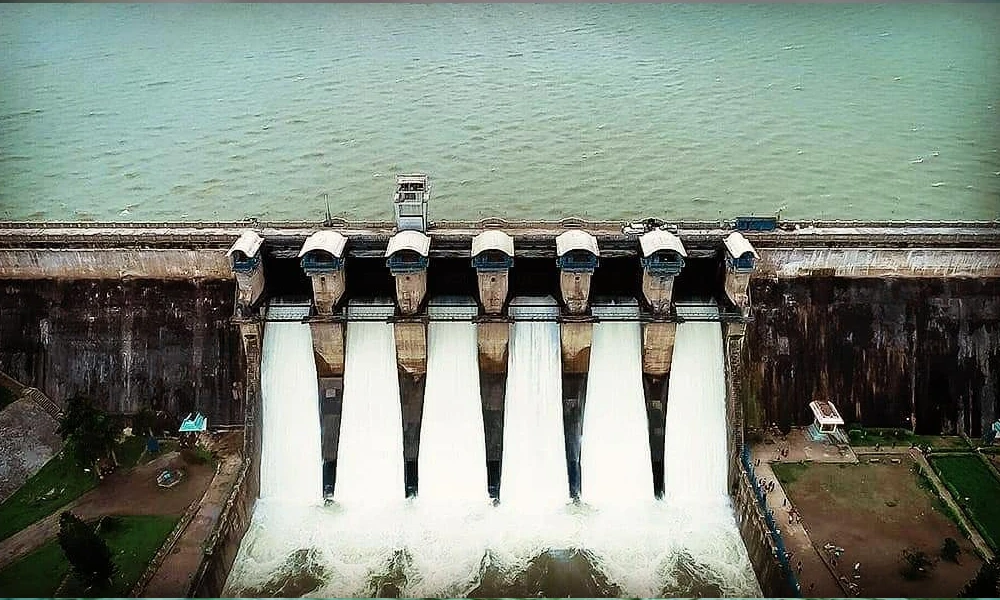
xmin=664 ymin=304 xmax=730 ymax=505
xmin=581 ymin=299 xmax=654 ymax=506
xmin=227 ymin=296 xmax=759 ymax=597
xmin=2 ymin=3 xmax=998 ymax=222
xmin=334 ymin=300 xmax=405 ymax=509
xmin=259 ymin=303 xmax=323 ymax=504
xmin=500 ymin=297 xmax=568 ymax=511
xmin=419 ymin=299 xmax=489 ymax=504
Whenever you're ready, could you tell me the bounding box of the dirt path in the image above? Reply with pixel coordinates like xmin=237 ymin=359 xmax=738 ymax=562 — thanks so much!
xmin=139 ymin=450 xmax=243 ymax=597
xmin=0 ymin=451 xmax=214 ymax=570
xmin=751 ymin=449 xmax=846 ymax=597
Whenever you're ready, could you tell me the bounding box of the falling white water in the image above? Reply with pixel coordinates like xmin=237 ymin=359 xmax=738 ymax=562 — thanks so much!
xmin=500 ymin=296 xmax=569 ymax=511
xmin=418 ymin=298 xmax=489 ymax=503
xmin=259 ymin=301 xmax=323 ymax=503
xmin=663 ymin=302 xmax=730 ymax=505
xmin=227 ymin=297 xmax=761 ymax=598
xmin=334 ymin=299 xmax=406 ymax=508
xmin=580 ymin=298 xmax=654 ymax=506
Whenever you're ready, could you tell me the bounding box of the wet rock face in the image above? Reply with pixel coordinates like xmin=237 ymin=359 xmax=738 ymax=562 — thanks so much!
xmin=0 ymin=279 xmax=243 ymax=426
xmin=745 ymin=277 xmax=1000 ymax=436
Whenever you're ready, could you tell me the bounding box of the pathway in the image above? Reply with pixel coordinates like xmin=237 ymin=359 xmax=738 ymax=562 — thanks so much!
xmin=139 ymin=450 xmax=243 ymax=597
xmin=0 ymin=451 xmax=214 ymax=570
xmin=750 ymin=448 xmax=847 ymax=597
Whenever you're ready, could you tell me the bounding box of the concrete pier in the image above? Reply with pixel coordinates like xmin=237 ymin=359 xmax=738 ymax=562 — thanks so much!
xmin=477 ymin=319 xmax=510 ymax=498
xmin=471 ymin=230 xmax=515 ymax=498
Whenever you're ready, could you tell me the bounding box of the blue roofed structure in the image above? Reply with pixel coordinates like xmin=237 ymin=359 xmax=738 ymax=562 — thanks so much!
xmin=179 ymin=412 xmax=207 ymax=433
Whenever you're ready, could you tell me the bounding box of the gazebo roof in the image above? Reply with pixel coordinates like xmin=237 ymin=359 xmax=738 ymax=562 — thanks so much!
xmin=808 ymin=401 xmax=844 ymax=426
xmin=179 ymin=412 xmax=207 ymax=433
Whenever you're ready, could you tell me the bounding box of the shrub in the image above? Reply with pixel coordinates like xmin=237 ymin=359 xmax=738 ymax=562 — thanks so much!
xmin=941 ymin=537 xmax=962 ymax=563
xmin=901 ymin=548 xmax=935 ymax=580
xmin=960 ymin=557 xmax=1000 ymax=597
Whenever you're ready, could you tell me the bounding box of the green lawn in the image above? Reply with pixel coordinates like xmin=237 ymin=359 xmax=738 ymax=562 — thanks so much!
xmin=771 ymin=461 xmax=810 ymax=486
xmin=931 ymin=454 xmax=1000 ymax=550
xmin=144 ymin=438 xmax=180 ymax=464
xmin=848 ymin=427 xmax=969 ymax=450
xmin=0 ymin=535 xmax=70 ymax=596
xmin=0 ymin=437 xmax=174 ymax=542
xmin=0 ymin=514 xmax=179 ymax=596
xmin=0 ymin=451 xmax=97 ymax=541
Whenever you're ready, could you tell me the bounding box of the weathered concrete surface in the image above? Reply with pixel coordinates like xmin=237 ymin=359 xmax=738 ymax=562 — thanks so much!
xmin=478 ymin=320 xmax=509 ymax=466
xmin=733 ymin=474 xmax=797 ymax=597
xmin=0 ymin=279 xmax=244 ymax=426
xmin=0 ymin=249 xmax=230 ymax=280
xmin=758 ymin=248 xmax=1000 ymax=278
xmin=745 ymin=277 xmax=1000 ymax=436
xmin=0 ymin=398 xmax=63 ymax=503
xmin=559 ymin=272 xmax=593 ymax=314
xmin=394 ymin=321 xmax=427 ymax=479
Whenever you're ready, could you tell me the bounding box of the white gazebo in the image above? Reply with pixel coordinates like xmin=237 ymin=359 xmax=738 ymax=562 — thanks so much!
xmin=808 ymin=400 xmax=845 ymax=434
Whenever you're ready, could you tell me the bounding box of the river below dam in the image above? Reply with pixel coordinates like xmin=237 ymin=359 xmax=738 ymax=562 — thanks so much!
xmin=1 ymin=3 xmax=998 ymax=222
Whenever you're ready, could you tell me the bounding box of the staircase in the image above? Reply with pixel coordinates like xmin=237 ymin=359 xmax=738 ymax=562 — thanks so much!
xmin=0 ymin=368 xmax=62 ymax=421
xmin=22 ymin=387 xmax=63 ymax=420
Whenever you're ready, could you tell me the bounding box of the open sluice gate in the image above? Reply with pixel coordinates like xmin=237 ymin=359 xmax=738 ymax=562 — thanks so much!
xmin=228 ymin=296 xmax=758 ymax=597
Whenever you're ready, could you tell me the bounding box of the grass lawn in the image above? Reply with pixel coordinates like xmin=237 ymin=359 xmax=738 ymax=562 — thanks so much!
xmin=0 ymin=514 xmax=178 ymax=597
xmin=116 ymin=436 xmax=148 ymax=469
xmin=0 ymin=451 xmax=97 ymax=541
xmin=144 ymin=439 xmax=180 ymax=464
xmin=771 ymin=461 xmax=810 ymax=486
xmin=0 ymin=536 xmax=70 ymax=596
xmin=931 ymin=454 xmax=1000 ymax=550
xmin=848 ymin=427 xmax=969 ymax=450
xmin=0 ymin=437 xmax=175 ymax=542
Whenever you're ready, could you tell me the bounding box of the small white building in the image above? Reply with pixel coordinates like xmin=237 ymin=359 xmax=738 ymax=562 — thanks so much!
xmin=808 ymin=400 xmax=845 ymax=434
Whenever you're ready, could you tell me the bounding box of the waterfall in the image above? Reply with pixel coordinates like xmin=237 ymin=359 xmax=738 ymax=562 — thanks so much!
xmin=259 ymin=302 xmax=323 ymax=503
xmin=500 ymin=296 xmax=568 ymax=509
xmin=334 ymin=299 xmax=406 ymax=508
xmin=580 ymin=298 xmax=654 ymax=506
xmin=418 ymin=297 xmax=488 ymax=503
xmin=663 ymin=302 xmax=729 ymax=505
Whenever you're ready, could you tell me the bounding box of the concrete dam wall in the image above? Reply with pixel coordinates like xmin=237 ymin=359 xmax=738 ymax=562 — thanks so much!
xmin=745 ymin=276 xmax=1000 ymax=437
xmin=0 ymin=279 xmax=244 ymax=426
xmin=0 ymin=217 xmax=997 ymax=596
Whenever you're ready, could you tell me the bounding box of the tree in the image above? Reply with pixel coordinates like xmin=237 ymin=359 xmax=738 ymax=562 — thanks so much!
xmin=960 ymin=557 xmax=1000 ymax=597
xmin=901 ymin=548 xmax=935 ymax=580
xmin=941 ymin=537 xmax=961 ymax=563
xmin=58 ymin=396 xmax=119 ymax=475
xmin=57 ymin=511 xmax=115 ymax=589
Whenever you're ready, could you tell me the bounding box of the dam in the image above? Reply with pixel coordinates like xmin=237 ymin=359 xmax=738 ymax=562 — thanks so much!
xmin=0 ymin=178 xmax=998 ymax=596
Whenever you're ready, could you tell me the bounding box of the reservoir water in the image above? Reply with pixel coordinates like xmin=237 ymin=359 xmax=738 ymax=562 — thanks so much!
xmin=1 ymin=3 xmax=998 ymax=222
